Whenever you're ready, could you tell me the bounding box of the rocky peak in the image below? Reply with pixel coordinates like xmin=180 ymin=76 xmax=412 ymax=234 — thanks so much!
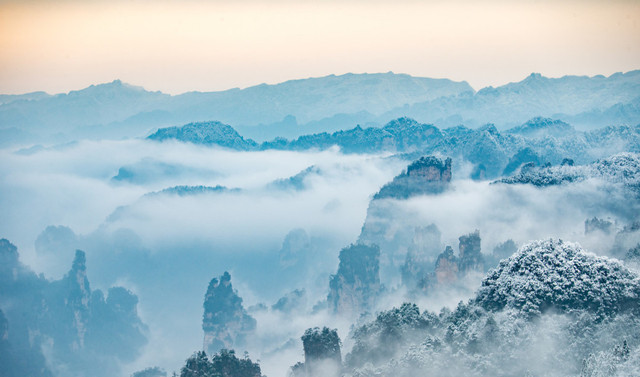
xmin=458 ymin=230 xmax=484 ymax=274
xmin=374 ymin=156 xmax=452 ymax=199
xmin=328 ymin=244 xmax=381 ymax=315
xmin=202 ymin=272 xmax=256 ymax=353
xmin=434 ymin=246 xmax=458 ymax=284
xmin=65 ymin=250 xmax=91 ymax=307
xmin=60 ymin=250 xmax=92 ymax=349
xmin=0 ymin=240 xmax=147 ymax=375
xmin=412 ymin=231 xmax=485 ymax=292
xmin=407 ymin=156 xmax=452 ymax=181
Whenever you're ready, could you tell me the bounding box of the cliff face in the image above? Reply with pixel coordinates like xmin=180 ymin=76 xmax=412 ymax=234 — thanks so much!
xmin=411 ymin=231 xmax=486 ymax=293
xmin=202 ymin=272 xmax=256 ymax=354
xmin=359 ymin=157 xmax=453 ymax=284
xmin=434 ymin=246 xmax=458 ymax=284
xmin=327 ymin=244 xmax=381 ymax=315
xmin=373 ymin=156 xmax=452 ymax=200
xmin=407 ymin=156 xmax=452 ymax=182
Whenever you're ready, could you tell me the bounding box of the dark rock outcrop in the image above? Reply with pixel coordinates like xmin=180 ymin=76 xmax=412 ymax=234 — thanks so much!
xmin=202 ymin=272 xmax=256 ymax=354
xmin=327 ymin=244 xmax=381 ymax=315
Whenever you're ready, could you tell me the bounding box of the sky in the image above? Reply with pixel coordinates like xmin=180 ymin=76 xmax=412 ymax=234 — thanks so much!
xmin=0 ymin=0 xmax=639 ymax=95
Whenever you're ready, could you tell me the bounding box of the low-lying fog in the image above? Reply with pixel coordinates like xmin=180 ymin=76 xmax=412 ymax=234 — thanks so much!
xmin=0 ymin=139 xmax=636 ymax=376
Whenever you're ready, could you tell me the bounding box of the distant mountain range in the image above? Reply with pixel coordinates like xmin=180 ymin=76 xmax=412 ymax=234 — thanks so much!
xmin=1 ymin=71 xmax=639 ymax=144
xmin=0 ymin=73 xmax=470 ymax=141
xmin=147 ymin=117 xmax=640 ymax=179
xmin=381 ymin=71 xmax=640 ymax=130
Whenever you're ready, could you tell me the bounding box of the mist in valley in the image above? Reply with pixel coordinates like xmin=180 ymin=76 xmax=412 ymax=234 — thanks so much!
xmin=1 ymin=125 xmax=639 ymax=376
xmin=1 ymin=3 xmax=639 ymax=372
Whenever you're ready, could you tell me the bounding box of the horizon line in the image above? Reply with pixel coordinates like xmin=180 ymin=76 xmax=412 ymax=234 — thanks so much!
xmin=3 ymin=69 xmax=638 ymax=97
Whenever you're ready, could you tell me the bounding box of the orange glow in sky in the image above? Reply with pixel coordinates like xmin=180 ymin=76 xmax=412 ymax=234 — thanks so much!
xmin=1 ymin=0 xmax=639 ymax=94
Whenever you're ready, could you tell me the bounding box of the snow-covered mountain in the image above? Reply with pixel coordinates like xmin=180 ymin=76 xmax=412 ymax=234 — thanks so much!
xmin=498 ymin=152 xmax=640 ymax=191
xmin=148 ymin=116 xmax=640 ymax=180
xmin=342 ymin=239 xmax=640 ymax=377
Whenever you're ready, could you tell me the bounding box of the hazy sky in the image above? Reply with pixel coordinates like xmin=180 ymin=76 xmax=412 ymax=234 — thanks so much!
xmin=0 ymin=0 xmax=639 ymax=95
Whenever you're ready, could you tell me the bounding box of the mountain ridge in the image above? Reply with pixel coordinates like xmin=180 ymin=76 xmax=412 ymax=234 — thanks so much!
xmin=2 ymin=70 xmax=639 ymax=143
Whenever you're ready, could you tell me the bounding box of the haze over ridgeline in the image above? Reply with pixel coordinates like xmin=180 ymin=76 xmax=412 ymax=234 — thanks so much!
xmin=1 ymin=71 xmax=639 ymax=146
xmin=1 ymin=70 xmax=640 ymax=377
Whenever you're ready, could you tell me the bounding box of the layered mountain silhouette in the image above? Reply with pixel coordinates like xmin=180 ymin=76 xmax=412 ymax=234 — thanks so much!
xmin=2 ymin=71 xmax=639 ymax=143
